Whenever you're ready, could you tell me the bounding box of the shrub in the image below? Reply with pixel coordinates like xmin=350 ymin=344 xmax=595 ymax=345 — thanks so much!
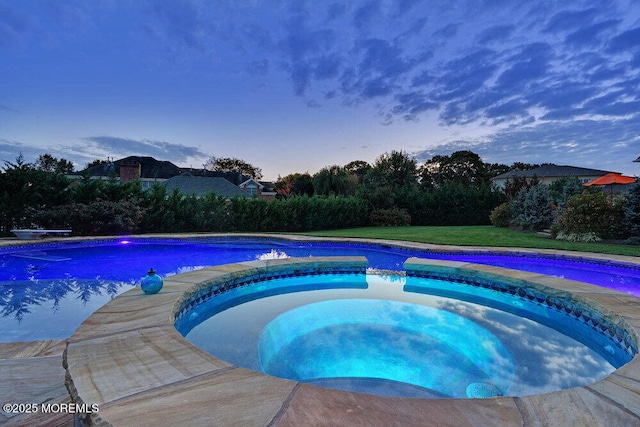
xmin=549 ymin=176 xmax=584 ymax=206
xmin=624 ymin=236 xmax=640 ymax=245
xmin=490 ymin=202 xmax=512 ymax=227
xmin=34 ymin=198 xmax=145 ymax=235
xmin=227 ymin=195 xmax=368 ymax=232
xmin=405 ymin=182 xmax=505 ymax=226
xmin=369 ymin=208 xmax=411 ymax=226
xmin=555 ymin=232 xmax=601 ymax=243
xmin=510 ymin=183 xmax=555 ymax=231
xmin=554 ymin=191 xmax=624 ymax=239
xmin=622 ymin=183 xmax=640 ymax=237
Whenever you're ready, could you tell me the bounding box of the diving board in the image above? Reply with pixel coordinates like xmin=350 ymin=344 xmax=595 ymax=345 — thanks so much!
xmin=11 ymin=229 xmax=72 ymax=240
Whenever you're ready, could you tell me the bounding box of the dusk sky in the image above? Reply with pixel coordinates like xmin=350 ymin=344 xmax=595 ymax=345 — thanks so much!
xmin=1 ymin=0 xmax=640 ymax=179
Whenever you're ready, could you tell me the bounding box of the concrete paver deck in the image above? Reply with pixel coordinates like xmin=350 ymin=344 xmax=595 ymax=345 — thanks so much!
xmin=0 ymin=340 xmax=73 ymax=427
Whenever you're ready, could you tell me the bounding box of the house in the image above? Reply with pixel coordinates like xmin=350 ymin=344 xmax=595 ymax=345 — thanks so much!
xmin=163 ymin=176 xmax=248 ymax=198
xmin=79 ymin=156 xmax=182 ymax=189
xmin=76 ymin=156 xmax=255 ymax=191
xmin=491 ymin=164 xmax=617 ymax=188
xmin=239 ymin=178 xmax=277 ymax=200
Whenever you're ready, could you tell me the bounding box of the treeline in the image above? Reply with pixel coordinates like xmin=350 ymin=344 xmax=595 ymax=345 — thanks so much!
xmin=1 ymin=151 xmax=511 ymax=236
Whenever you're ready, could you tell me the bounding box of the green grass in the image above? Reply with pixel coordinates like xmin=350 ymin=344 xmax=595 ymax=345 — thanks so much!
xmin=301 ymin=226 xmax=640 ymax=257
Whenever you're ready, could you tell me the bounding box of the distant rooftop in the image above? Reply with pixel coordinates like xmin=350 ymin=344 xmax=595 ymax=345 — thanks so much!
xmin=492 ymin=164 xmax=617 ymax=180
xmin=80 ymin=156 xmax=254 ymax=185
xmin=164 ymin=176 xmax=248 ymax=198
xmin=83 ymin=156 xmax=181 ymax=179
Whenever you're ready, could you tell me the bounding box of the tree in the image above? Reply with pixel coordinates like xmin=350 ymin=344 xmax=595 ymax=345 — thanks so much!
xmin=365 ymin=150 xmax=418 ymax=190
xmin=0 ymin=154 xmax=71 ymax=234
xmin=35 ymin=153 xmax=75 ymax=173
xmin=510 ymin=183 xmax=554 ymax=230
xmin=485 ymin=162 xmax=511 ymax=179
xmin=203 ymin=156 xmax=263 ymax=179
xmin=344 ymin=160 xmax=371 ymax=183
xmin=503 ymin=175 xmax=540 ymax=199
xmin=312 ymin=166 xmax=357 ymax=196
xmin=85 ymin=159 xmax=109 ymax=169
xmin=419 ymin=150 xmax=491 ymax=189
xmin=549 ymin=176 xmax=584 ymax=206
xmin=275 ymin=173 xmax=314 ymax=198
xmin=556 ymin=191 xmax=624 ymax=240
xmin=622 ymin=182 xmax=640 ymax=237
xmin=509 ymin=162 xmax=541 ymax=171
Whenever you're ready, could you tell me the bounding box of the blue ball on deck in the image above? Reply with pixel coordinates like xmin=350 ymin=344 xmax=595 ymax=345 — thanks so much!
xmin=141 ymin=268 xmax=163 ymax=294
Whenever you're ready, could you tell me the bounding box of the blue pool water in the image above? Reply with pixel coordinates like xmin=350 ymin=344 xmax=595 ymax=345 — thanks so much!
xmin=1 ymin=237 xmax=639 ymax=342
xmin=177 ymin=273 xmax=631 ymax=398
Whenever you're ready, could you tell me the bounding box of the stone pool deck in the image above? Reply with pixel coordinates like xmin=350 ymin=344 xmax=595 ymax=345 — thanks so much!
xmin=0 ymin=340 xmax=73 ymax=426
xmin=2 ymin=234 xmax=640 ymax=426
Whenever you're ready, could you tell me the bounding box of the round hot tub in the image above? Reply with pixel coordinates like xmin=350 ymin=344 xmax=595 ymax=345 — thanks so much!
xmin=175 ymin=260 xmax=635 ymax=399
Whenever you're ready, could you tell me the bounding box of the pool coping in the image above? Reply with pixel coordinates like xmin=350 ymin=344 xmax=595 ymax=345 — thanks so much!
xmin=63 ymin=256 xmax=640 ymax=426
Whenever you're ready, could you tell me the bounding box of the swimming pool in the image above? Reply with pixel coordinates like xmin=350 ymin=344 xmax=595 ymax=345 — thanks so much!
xmin=176 ymin=272 xmax=632 ymax=398
xmin=1 ymin=235 xmax=639 ymax=342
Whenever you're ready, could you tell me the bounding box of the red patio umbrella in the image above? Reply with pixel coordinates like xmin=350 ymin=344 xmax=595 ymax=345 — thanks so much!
xmin=583 ymin=173 xmax=636 ymax=196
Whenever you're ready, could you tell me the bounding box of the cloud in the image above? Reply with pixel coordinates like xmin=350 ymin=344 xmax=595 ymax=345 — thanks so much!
xmin=82 ymin=136 xmax=207 ymax=162
xmin=246 ymin=59 xmax=269 ymax=76
xmin=565 ymin=19 xmax=620 ymax=47
xmin=3 ymin=0 xmax=640 ymax=177
xmin=352 ymin=0 xmax=381 ymax=31
xmin=394 ymin=0 xmax=421 ymax=17
xmin=313 ymin=54 xmax=341 ymax=79
xmin=278 ymin=11 xmax=337 ymax=95
xmin=0 ymin=138 xmax=29 ymax=164
xmin=391 ymin=91 xmax=439 ymax=120
xmin=432 ymin=23 xmax=460 ymax=40
xmin=255 ymin=2 xmax=640 ymax=136
xmin=0 ymin=139 xmax=87 ymax=170
xmin=544 ymin=8 xmax=599 ymax=34
xmin=477 ymin=25 xmax=515 ymax=45
xmin=0 ymin=135 xmax=209 ymax=171
xmin=358 ymin=38 xmax=415 ymax=79
xmin=326 ymin=3 xmax=349 ymax=21
xmin=434 ymin=49 xmax=499 ymax=103
xmin=608 ymin=27 xmax=640 ymax=53
xmin=0 ymin=104 xmax=18 ymax=113
xmin=413 ymin=118 xmax=640 ymax=173
xmin=147 ymin=0 xmax=205 ymax=51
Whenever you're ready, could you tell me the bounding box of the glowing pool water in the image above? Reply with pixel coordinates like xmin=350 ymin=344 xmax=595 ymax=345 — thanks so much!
xmin=1 ymin=236 xmax=639 ymax=342
xmin=258 ymin=299 xmax=514 ymax=398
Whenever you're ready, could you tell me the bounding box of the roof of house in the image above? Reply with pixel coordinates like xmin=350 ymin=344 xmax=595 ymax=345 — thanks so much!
xmin=492 ymin=164 xmax=617 ymax=180
xmin=179 ymin=168 xmax=247 ymax=185
xmin=163 ymin=176 xmax=248 ymax=198
xmin=83 ymin=156 xmax=181 ymax=179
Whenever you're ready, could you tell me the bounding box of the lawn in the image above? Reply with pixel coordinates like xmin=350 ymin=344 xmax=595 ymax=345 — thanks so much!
xmin=302 ymin=226 xmax=640 ymax=257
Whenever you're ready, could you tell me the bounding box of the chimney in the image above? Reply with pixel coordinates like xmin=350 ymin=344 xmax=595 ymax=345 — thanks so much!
xmin=120 ymin=162 xmax=141 ymax=183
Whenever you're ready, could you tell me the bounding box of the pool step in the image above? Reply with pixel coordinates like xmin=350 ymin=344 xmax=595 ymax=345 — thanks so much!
xmin=11 ymin=251 xmax=71 ymax=262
